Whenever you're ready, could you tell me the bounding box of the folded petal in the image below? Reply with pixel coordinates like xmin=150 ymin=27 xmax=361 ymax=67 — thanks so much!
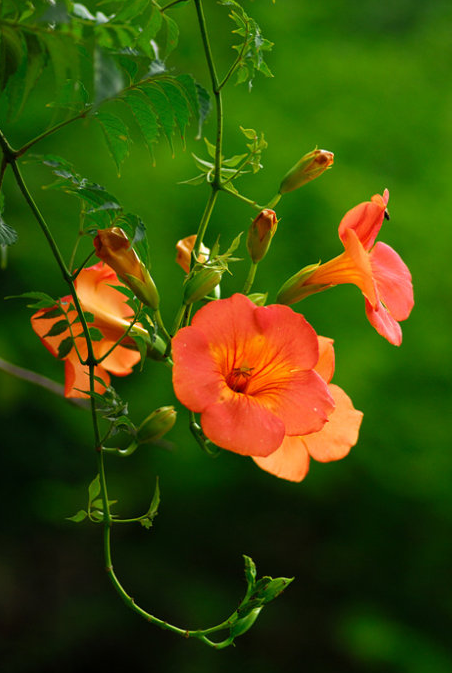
xmin=315 ymin=336 xmax=335 ymax=383
xmin=338 ymin=191 xmax=388 ymax=251
xmin=94 ymin=340 xmax=141 ymax=376
xmin=303 ymin=383 xmax=363 ymax=462
xmin=370 ymin=242 xmax=414 ymax=321
xmin=253 ymin=435 xmax=310 ymax=482
xmin=365 ymin=299 xmax=403 ymax=346
xmin=201 ymin=392 xmax=285 ymax=457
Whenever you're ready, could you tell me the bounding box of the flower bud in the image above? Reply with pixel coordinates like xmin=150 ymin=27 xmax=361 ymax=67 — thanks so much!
xmin=247 ymin=292 xmax=268 ymax=306
xmin=176 ymin=235 xmax=209 ymax=274
xmin=246 ymin=209 xmax=278 ymax=263
xmin=276 ymin=262 xmax=326 ymax=305
xmin=94 ymin=227 xmax=159 ymax=309
xmin=183 ymin=267 xmax=223 ymax=304
xmin=136 ymin=406 xmax=177 ymax=444
xmin=279 ymin=149 xmax=334 ymax=194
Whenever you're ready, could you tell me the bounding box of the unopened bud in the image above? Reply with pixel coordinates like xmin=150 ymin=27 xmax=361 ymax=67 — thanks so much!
xmin=183 ymin=267 xmax=223 ymax=304
xmin=276 ymin=262 xmax=325 ymax=305
xmin=246 ymin=209 xmax=278 ymax=263
xmin=279 ymin=149 xmax=334 ymax=194
xmin=176 ymin=235 xmax=209 ymax=274
xmin=136 ymin=406 xmax=177 ymax=444
xmin=94 ymin=227 xmax=159 ymax=309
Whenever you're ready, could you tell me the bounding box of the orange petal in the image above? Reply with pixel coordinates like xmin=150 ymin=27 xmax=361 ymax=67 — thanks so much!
xmin=365 ymin=299 xmax=403 ymax=346
xmin=303 ymin=383 xmax=363 ymax=462
xmin=200 ymin=393 xmax=285 ymax=457
xmin=172 ymin=326 xmax=225 ymax=412
xmin=338 ymin=193 xmax=388 ymax=251
xmin=64 ymin=345 xmax=110 ymax=398
xmin=94 ymin=340 xmax=141 ymax=376
xmin=370 ymin=242 xmax=414 ymax=321
xmin=316 ymin=336 xmax=335 ymax=383
xmin=31 ymin=299 xmax=74 ymax=357
xmin=253 ymin=435 xmax=310 ymax=482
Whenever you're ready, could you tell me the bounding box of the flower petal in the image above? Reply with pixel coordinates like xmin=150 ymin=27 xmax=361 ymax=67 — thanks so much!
xmin=31 ymin=298 xmax=73 ymax=357
xmin=64 ymin=344 xmax=110 ymax=398
xmin=316 ymin=336 xmax=335 ymax=383
xmin=95 ymin=340 xmax=141 ymax=376
xmin=253 ymin=435 xmax=310 ymax=482
xmin=200 ymin=392 xmax=285 ymax=456
xmin=365 ymin=299 xmax=403 ymax=346
xmin=370 ymin=242 xmax=414 ymax=321
xmin=303 ymin=383 xmax=363 ymax=462
xmin=338 ymin=192 xmax=388 ymax=251
xmin=172 ymin=326 xmax=224 ymax=412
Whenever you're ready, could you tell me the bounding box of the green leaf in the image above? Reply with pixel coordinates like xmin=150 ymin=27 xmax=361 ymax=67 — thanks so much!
xmin=123 ymin=89 xmax=159 ymax=160
xmin=6 ymin=291 xmax=56 ymax=309
xmin=140 ymin=476 xmax=160 ymax=529
xmin=57 ymin=336 xmax=74 ymax=359
xmin=195 ymin=82 xmax=211 ymax=140
xmin=0 ymin=213 xmax=18 ymax=246
xmin=159 ymin=79 xmax=190 ymax=141
xmin=140 ymin=83 xmax=175 ymax=152
xmin=96 ymin=111 xmax=130 ymax=175
xmin=94 ymin=47 xmax=125 ymax=106
xmin=161 ymin=14 xmax=179 ymax=59
xmin=67 ymin=510 xmax=88 ymax=523
xmin=44 ymin=319 xmax=69 ymax=338
xmin=88 ymin=327 xmax=104 ymax=341
xmin=88 ymin=474 xmax=101 ymax=505
xmin=136 ymin=6 xmax=162 ymax=58
xmin=34 ymin=306 xmax=64 ymax=320
xmin=243 ymin=554 xmax=257 ymax=587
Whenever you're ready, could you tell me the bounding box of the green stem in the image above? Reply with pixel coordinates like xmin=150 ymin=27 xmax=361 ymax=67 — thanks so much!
xmin=193 ymin=188 xmax=218 ymax=260
xmin=194 ymin=0 xmax=223 ymax=186
xmin=15 ymin=110 xmax=88 ymax=158
xmin=220 ymin=185 xmax=263 ymax=211
xmin=154 ymin=308 xmax=172 ymax=345
xmin=265 ymin=193 xmax=282 ymax=209
xmin=243 ymin=261 xmax=257 ymax=294
xmin=217 ymin=16 xmax=251 ymax=91
xmin=160 ymin=0 xmax=187 ymax=10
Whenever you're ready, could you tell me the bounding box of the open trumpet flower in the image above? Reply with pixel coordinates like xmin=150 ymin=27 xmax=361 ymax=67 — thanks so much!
xmin=277 ymin=190 xmax=414 ymax=345
xmin=172 ymin=294 xmax=335 ymax=457
xmin=253 ymin=337 xmax=363 ymax=481
xmin=31 ymin=263 xmax=143 ymax=398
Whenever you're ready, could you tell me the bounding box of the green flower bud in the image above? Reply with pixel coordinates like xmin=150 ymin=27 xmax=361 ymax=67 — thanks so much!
xmin=247 ymin=292 xmax=268 ymax=306
xmin=124 ymin=266 xmax=159 ymax=310
xmin=136 ymin=406 xmax=177 ymax=444
xmin=279 ymin=149 xmax=334 ymax=194
xmin=183 ymin=267 xmax=223 ymax=304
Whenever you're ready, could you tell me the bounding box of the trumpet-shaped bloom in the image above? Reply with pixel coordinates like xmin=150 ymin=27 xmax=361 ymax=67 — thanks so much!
xmin=31 ymin=262 xmax=142 ymax=398
xmin=253 ymin=337 xmax=363 ymax=481
xmin=304 ymin=190 xmax=414 ymax=345
xmin=175 ymin=235 xmax=209 ymax=274
xmin=172 ymin=294 xmax=334 ymax=457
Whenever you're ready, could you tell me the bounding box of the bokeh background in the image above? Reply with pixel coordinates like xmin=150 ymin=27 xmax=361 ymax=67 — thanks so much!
xmin=1 ymin=1 xmax=452 ymax=671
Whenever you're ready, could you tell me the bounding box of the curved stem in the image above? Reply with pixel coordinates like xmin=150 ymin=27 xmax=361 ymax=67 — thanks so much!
xmin=154 ymin=308 xmax=171 ymax=345
xmin=160 ymin=0 xmax=187 ymax=10
xmin=193 ymin=188 xmax=218 ymax=260
xmin=220 ymin=185 xmax=263 ymax=211
xmin=15 ymin=110 xmax=88 ymax=158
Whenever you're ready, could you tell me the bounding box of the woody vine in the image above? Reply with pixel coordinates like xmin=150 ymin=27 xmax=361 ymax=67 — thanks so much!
xmin=0 ymin=0 xmax=413 ymax=649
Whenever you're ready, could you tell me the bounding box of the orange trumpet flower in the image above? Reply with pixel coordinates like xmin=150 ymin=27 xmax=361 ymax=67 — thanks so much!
xmin=31 ymin=262 xmax=143 ymax=398
xmin=172 ymin=294 xmax=334 ymax=457
xmin=253 ymin=337 xmax=363 ymax=481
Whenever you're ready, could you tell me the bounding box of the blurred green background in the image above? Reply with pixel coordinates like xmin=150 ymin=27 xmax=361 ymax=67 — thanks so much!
xmin=1 ymin=1 xmax=452 ymax=671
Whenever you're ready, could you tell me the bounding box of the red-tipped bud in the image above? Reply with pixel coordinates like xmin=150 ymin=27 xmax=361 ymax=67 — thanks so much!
xmin=246 ymin=209 xmax=278 ymax=263
xmin=279 ymin=149 xmax=334 ymax=194
xmin=176 ymin=235 xmax=209 ymax=274
xmin=94 ymin=227 xmax=159 ymax=309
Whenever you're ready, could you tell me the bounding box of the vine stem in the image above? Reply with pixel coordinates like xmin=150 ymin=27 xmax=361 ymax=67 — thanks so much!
xmin=243 ymin=261 xmax=257 ymax=294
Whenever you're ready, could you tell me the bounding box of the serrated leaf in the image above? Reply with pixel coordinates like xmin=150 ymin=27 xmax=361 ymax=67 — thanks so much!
xmin=140 ymin=83 xmax=174 ymax=152
xmin=67 ymin=510 xmax=88 ymax=523
xmin=159 ymin=80 xmax=190 ymax=141
xmin=176 ymin=73 xmax=198 ymax=117
xmin=57 ymin=336 xmax=73 ymax=359
xmin=96 ymin=111 xmax=130 ymax=175
xmin=136 ymin=6 xmax=162 ymax=57
xmin=123 ymin=89 xmax=158 ymax=159
xmin=0 ymin=214 xmax=18 ymax=246
xmin=88 ymin=474 xmax=101 ymax=504
xmin=44 ymin=319 xmax=69 ymax=338
xmin=161 ymin=14 xmax=179 ymax=58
